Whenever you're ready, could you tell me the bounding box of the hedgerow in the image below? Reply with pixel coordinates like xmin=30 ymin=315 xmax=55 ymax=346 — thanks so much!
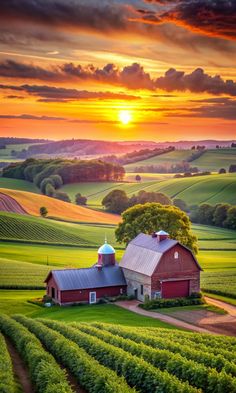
xmin=40 ymin=318 xmax=199 ymax=393
xmin=0 ymin=315 xmax=74 ymax=393
xmin=74 ymin=323 xmax=236 ymax=393
xmin=0 ymin=332 xmax=15 ymax=393
xmin=14 ymin=315 xmax=135 ymax=393
xmin=94 ymin=323 xmax=236 ymax=376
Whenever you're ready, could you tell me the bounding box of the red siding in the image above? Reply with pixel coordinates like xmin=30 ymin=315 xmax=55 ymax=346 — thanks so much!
xmin=151 ymin=244 xmax=200 ymax=297
xmin=162 ymin=280 xmax=190 ymax=298
xmin=60 ymin=285 xmax=127 ymax=304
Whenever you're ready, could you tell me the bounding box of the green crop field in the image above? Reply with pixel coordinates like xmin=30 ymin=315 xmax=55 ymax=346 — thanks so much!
xmin=0 ymin=177 xmax=39 ymax=192
xmin=0 ymin=216 xmax=235 ymax=300
xmin=62 ymin=173 xmax=236 ymax=207
xmin=193 ymin=148 xmax=236 ymax=171
xmin=124 ymin=150 xmax=192 ymax=172
xmin=0 ymin=142 xmax=42 ymax=162
xmin=0 ymin=315 xmax=235 ymax=393
xmin=0 ymin=212 xmax=119 ymax=246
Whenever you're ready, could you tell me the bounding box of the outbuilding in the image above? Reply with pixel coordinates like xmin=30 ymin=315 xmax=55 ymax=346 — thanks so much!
xmin=45 ymin=240 xmax=126 ymax=305
xmin=119 ymin=230 xmax=202 ymax=302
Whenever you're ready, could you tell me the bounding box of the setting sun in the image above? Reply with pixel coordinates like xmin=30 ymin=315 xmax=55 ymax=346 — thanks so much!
xmin=119 ymin=110 xmax=132 ymax=125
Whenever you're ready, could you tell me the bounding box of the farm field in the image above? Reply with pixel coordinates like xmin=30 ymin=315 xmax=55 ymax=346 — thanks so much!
xmin=61 ymin=173 xmax=236 ymax=206
xmin=1 ymin=315 xmax=236 ymax=393
xmin=0 ymin=188 xmax=120 ymax=223
xmin=0 ymin=216 xmax=236 ymax=299
xmin=124 ymin=150 xmax=192 ymax=172
xmin=0 ymin=142 xmax=42 ymax=162
xmin=124 ymin=148 xmax=236 ymax=173
xmin=0 ymin=177 xmax=39 ymax=192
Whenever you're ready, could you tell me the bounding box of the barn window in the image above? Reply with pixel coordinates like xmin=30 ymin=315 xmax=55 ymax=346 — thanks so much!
xmin=140 ymin=285 xmax=144 ymax=295
xmin=174 ymin=251 xmax=179 ymax=259
xmin=120 ymin=288 xmax=123 ymax=294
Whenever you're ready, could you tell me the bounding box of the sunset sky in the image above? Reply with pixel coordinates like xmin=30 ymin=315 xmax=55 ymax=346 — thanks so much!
xmin=0 ymin=0 xmax=236 ymax=141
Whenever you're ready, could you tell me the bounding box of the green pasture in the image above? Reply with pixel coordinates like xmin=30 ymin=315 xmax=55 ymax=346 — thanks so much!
xmin=0 ymin=178 xmax=39 ymax=193
xmin=0 ymin=290 xmax=174 ymax=328
xmin=61 ymin=173 xmax=236 ymax=207
xmin=0 ymin=143 xmax=41 ymax=161
xmin=124 ymin=150 xmax=192 ymax=172
xmin=193 ymin=148 xmax=236 ymax=172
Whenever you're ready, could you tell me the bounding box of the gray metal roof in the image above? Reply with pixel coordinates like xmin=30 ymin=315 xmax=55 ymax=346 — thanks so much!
xmin=48 ymin=264 xmax=126 ymax=291
xmin=120 ymin=233 xmax=178 ymax=276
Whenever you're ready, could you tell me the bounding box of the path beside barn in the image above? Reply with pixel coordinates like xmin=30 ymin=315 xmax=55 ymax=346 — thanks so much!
xmin=116 ymin=299 xmax=236 ymax=336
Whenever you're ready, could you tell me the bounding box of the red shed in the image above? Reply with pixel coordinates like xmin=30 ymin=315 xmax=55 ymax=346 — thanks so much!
xmin=120 ymin=230 xmax=202 ymax=301
xmin=45 ymin=240 xmax=126 ymax=305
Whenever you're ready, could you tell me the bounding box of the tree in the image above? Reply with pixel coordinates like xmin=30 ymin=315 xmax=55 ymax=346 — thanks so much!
xmin=75 ymin=192 xmax=87 ymax=205
xmin=135 ymin=174 xmax=141 ymax=182
xmin=53 ymin=191 xmax=71 ymax=203
xmin=135 ymin=190 xmax=172 ymax=205
xmin=40 ymin=206 xmax=48 ymax=217
xmin=224 ymin=206 xmax=236 ymax=229
xmin=197 ymin=203 xmax=214 ymax=225
xmin=115 ymin=203 xmax=198 ymax=253
xmin=173 ymin=198 xmax=188 ymax=212
xmin=218 ymin=168 xmax=226 ymax=174
xmin=45 ymin=183 xmax=55 ymax=197
xmin=40 ymin=177 xmax=55 ymax=194
xmin=49 ymin=174 xmax=63 ymax=189
xmin=213 ymin=203 xmax=230 ymax=227
xmin=102 ymin=189 xmax=129 ymax=214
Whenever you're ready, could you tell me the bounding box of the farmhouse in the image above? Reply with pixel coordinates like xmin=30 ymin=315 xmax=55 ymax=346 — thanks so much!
xmin=45 ymin=230 xmax=202 ymax=305
xmin=120 ymin=230 xmax=202 ymax=302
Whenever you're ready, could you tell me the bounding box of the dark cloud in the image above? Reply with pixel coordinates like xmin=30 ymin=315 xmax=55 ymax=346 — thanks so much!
xmin=1 ymin=59 xmax=236 ymax=97
xmin=0 ymin=114 xmax=66 ymax=120
xmin=173 ymin=98 xmax=236 ymax=120
xmin=0 ymin=0 xmax=135 ymax=34
xmin=0 ymin=83 xmax=139 ymax=102
xmin=143 ymin=0 xmax=236 ymax=41
xmin=155 ymin=68 xmax=236 ymax=96
xmin=0 ymin=60 xmax=59 ymax=80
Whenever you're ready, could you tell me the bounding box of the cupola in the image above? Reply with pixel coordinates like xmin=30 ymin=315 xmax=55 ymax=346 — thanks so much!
xmin=97 ymin=238 xmax=116 ymax=266
xmin=156 ymin=230 xmax=169 ymax=242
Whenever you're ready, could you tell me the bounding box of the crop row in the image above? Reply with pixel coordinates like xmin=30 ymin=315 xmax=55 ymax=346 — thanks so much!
xmin=137 ymin=327 xmax=236 ymax=363
xmin=0 ymin=315 xmax=74 ymax=393
xmin=0 ymin=332 xmax=14 ymax=393
xmin=0 ymin=215 xmax=90 ymax=245
xmin=74 ymin=322 xmax=236 ymax=393
xmin=14 ymin=315 xmax=135 ymax=393
xmin=39 ymin=318 xmax=199 ymax=393
xmin=92 ymin=323 xmax=236 ymax=376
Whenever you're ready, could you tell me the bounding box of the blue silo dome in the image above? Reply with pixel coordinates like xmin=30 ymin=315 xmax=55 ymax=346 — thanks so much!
xmin=98 ymin=241 xmax=115 ymax=255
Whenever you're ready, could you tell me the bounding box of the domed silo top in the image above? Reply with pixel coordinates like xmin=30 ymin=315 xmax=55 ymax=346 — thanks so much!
xmin=98 ymin=241 xmax=115 ymax=255
xmin=98 ymin=238 xmax=116 ymax=266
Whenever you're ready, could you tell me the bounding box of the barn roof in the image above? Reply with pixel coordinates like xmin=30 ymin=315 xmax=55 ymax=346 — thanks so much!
xmin=119 ymin=233 xmax=201 ymax=276
xmin=45 ymin=264 xmax=126 ymax=291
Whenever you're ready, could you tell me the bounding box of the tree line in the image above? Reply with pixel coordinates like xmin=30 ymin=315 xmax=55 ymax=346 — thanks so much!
xmin=190 ymin=203 xmax=236 ymax=229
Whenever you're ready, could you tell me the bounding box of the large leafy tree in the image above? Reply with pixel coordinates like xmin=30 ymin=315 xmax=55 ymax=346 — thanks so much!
xmin=115 ymin=203 xmax=198 ymax=254
xmin=102 ymin=190 xmax=129 ymax=214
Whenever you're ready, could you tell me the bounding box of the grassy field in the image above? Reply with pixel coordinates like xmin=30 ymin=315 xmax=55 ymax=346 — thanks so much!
xmin=0 ymin=188 xmax=120 ymax=223
xmin=0 ymin=290 xmax=173 ymax=327
xmin=124 ymin=150 xmax=192 ymax=172
xmin=0 ymin=178 xmax=39 ymax=192
xmin=124 ymin=148 xmax=236 ymax=173
xmin=61 ymin=173 xmax=236 ymax=207
xmin=193 ymin=148 xmax=236 ymax=171
xmin=0 ymin=142 xmax=42 ymax=162
xmin=0 ymin=216 xmax=235 ymax=299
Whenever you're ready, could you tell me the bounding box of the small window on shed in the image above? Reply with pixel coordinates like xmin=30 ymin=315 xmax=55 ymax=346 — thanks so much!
xmin=174 ymin=251 xmax=179 ymax=259
xmin=140 ymin=285 xmax=144 ymax=295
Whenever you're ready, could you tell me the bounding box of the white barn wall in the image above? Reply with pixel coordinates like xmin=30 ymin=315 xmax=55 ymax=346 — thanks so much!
xmin=122 ymin=268 xmax=151 ymax=301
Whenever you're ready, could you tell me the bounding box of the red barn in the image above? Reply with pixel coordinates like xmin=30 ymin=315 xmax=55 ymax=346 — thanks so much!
xmin=120 ymin=230 xmax=202 ymax=301
xmin=45 ymin=240 xmax=126 ymax=305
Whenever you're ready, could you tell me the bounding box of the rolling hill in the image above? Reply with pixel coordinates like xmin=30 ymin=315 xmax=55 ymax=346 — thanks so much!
xmin=61 ymin=173 xmax=236 ymax=207
xmin=0 ymin=189 xmax=120 ymax=224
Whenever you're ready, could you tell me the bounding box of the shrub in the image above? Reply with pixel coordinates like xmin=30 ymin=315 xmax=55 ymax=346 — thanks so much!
xmin=39 ymin=206 xmax=48 ymax=217
xmin=139 ymin=294 xmax=204 ymax=310
xmin=75 ymin=193 xmax=87 ymax=205
xmin=53 ymin=191 xmax=71 ymax=203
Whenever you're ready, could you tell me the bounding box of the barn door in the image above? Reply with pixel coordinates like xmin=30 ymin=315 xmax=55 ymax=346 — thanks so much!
xmin=89 ymin=291 xmax=96 ymax=304
xmin=162 ymin=280 xmax=189 ymax=298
